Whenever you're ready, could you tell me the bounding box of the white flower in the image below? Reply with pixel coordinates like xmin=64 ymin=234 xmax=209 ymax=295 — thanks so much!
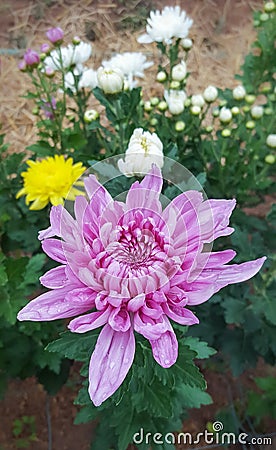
xmin=266 ymin=134 xmax=276 ymax=148
xmin=118 ymin=128 xmax=164 ymax=177
xmin=78 ymin=68 xmax=98 ymax=90
xmin=171 ymin=61 xmax=187 ymax=81
xmin=137 ymin=6 xmax=193 ymax=45
xmin=251 ymin=105 xmax=264 ymax=119
xmin=164 ymin=90 xmax=186 ymax=115
xmin=203 ymin=85 xmax=218 ymax=102
xmin=64 ymin=71 xmax=76 ymax=92
xmin=97 ymin=67 xmax=124 ymax=94
xmin=44 ymin=42 xmax=92 ymax=71
xmin=191 ymin=94 xmax=205 ymax=108
xmin=102 ymin=52 xmax=153 ymax=90
xmin=181 ymin=37 xmax=193 ymax=50
xmin=219 ymin=107 xmax=232 ymax=123
xmin=233 ymin=85 xmax=246 ymax=100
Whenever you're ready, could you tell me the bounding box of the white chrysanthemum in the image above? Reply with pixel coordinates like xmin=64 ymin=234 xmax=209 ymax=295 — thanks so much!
xmin=164 ymin=90 xmax=186 ymax=115
xmin=138 ymin=6 xmax=193 ymax=45
xmin=251 ymin=105 xmax=263 ymax=119
xmin=78 ymin=68 xmax=98 ymax=90
xmin=102 ymin=52 xmax=153 ymax=90
xmin=97 ymin=67 xmax=124 ymax=94
xmin=118 ymin=128 xmax=164 ymax=177
xmin=44 ymin=42 xmax=92 ymax=71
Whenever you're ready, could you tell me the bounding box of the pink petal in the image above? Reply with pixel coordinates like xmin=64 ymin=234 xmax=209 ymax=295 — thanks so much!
xmin=215 ymin=256 xmax=266 ymax=289
xmin=198 ymin=199 xmax=236 ymax=243
xmin=42 ymin=239 xmax=66 ymax=263
xmin=163 ymin=303 xmax=199 ymax=325
xmin=40 ymin=265 xmax=67 ymax=289
xmin=17 ymin=286 xmax=94 ymax=321
xmin=68 ymin=307 xmax=111 ymax=333
xmin=150 ymin=329 xmax=178 ymax=368
xmin=134 ymin=312 xmax=171 ymax=340
xmin=126 ymin=165 xmax=163 ymax=213
xmin=84 ymin=175 xmax=112 ymax=212
xmin=108 ymin=307 xmax=131 ymax=332
xmin=89 ymin=325 xmax=135 ymax=406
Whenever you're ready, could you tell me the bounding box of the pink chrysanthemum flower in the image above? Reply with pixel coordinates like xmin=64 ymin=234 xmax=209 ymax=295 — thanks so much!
xmin=17 ymin=166 xmax=266 ymax=406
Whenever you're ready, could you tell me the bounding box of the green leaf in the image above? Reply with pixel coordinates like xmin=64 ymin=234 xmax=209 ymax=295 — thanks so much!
xmin=46 ymin=330 xmax=98 ymax=361
xmin=184 ymin=337 xmax=216 ymax=359
xmin=177 ymin=384 xmax=213 ymax=409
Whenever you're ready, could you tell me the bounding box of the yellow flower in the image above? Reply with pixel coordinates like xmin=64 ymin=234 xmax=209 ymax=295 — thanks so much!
xmin=16 ymin=155 xmax=86 ymax=210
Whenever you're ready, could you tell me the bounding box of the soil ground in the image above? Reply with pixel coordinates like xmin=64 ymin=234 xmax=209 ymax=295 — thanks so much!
xmin=0 ymin=1 xmax=275 ymax=450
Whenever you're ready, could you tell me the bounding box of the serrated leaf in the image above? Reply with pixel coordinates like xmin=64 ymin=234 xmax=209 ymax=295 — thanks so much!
xmin=184 ymin=337 xmax=216 ymax=359
xmin=46 ymin=330 xmax=98 ymax=361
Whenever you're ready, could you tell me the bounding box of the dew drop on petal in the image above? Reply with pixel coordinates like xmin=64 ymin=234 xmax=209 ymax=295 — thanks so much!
xmin=109 ymin=361 xmax=115 ymax=369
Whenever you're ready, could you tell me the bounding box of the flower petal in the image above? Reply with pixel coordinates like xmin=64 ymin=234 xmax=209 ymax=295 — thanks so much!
xmin=68 ymin=307 xmax=111 ymax=333
xmin=150 ymin=329 xmax=178 ymax=368
xmin=17 ymin=286 xmax=95 ymax=321
xmin=89 ymin=325 xmax=135 ymax=406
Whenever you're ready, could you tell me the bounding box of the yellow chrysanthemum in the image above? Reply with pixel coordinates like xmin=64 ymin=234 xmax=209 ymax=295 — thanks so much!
xmin=16 ymin=155 xmax=86 ymax=210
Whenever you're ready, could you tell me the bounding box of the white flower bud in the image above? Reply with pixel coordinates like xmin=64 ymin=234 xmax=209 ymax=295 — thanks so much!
xmin=118 ymin=128 xmax=164 ymax=177
xmin=191 ymin=94 xmax=205 ymax=108
xmin=156 ymin=71 xmax=167 ymax=82
xmin=97 ymin=67 xmax=124 ymax=94
xmin=219 ymin=107 xmax=232 ymax=123
xmin=164 ymin=90 xmax=186 ymax=115
xmin=84 ymin=109 xmax=99 ymax=123
xmin=203 ymin=85 xmax=218 ymax=102
xmin=233 ymin=85 xmax=246 ymax=100
xmin=251 ymin=105 xmax=264 ymax=119
xmin=264 ymin=2 xmax=275 ymax=13
xmin=246 ymin=120 xmax=255 ymax=129
xmin=171 ymin=61 xmax=187 ymax=81
xmin=190 ymin=105 xmax=201 ymax=115
xmin=266 ymin=134 xmax=276 ymax=148
xmin=181 ymin=38 xmax=193 ymax=50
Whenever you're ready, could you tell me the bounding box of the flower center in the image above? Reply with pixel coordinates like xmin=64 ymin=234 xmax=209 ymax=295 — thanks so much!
xmin=140 ymin=137 xmax=150 ymax=154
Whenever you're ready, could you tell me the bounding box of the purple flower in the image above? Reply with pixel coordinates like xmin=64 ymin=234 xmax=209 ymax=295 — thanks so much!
xmin=17 ymin=166 xmax=266 ymax=406
xmin=40 ymin=43 xmax=51 ymax=54
xmin=46 ymin=27 xmax=64 ymax=44
xmin=41 ymin=97 xmax=57 ymax=119
xmin=24 ymin=49 xmax=40 ymax=67
xmin=18 ymin=60 xmax=27 ymax=71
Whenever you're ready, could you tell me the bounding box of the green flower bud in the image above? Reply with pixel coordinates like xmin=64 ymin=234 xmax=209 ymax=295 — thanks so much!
xmin=265 ymin=154 xmax=275 ymax=164
xmin=150 ymin=97 xmax=159 ymax=106
xmin=242 ymin=105 xmax=250 ymax=113
xmin=150 ymin=118 xmax=158 ymax=126
xmin=170 ymin=80 xmax=180 ymax=90
xmin=144 ymin=101 xmax=153 ymax=112
xmin=231 ymin=106 xmax=240 ymax=116
xmin=260 ymin=12 xmax=269 ymax=21
xmin=268 ymin=93 xmax=276 ymax=102
xmin=264 ymin=107 xmax=273 ymax=115
xmin=246 ymin=120 xmax=256 ymax=129
xmin=205 ymin=125 xmax=213 ymax=133
xmin=260 ymin=83 xmax=271 ymax=93
xmin=158 ymin=101 xmax=168 ymax=111
xmin=184 ymin=98 xmax=191 ymax=107
xmin=245 ymin=94 xmax=256 ymax=104
xmin=253 ymin=20 xmax=260 ymax=27
xmin=212 ymin=108 xmax=219 ymax=117
xmin=32 ymin=107 xmax=39 ymax=115
xmin=221 ymin=129 xmax=231 ymax=137
xmin=175 ymin=121 xmax=186 ymax=132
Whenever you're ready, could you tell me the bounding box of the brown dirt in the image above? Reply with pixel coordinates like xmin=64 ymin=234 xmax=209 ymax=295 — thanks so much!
xmin=1 ymin=1 xmax=274 ymax=450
